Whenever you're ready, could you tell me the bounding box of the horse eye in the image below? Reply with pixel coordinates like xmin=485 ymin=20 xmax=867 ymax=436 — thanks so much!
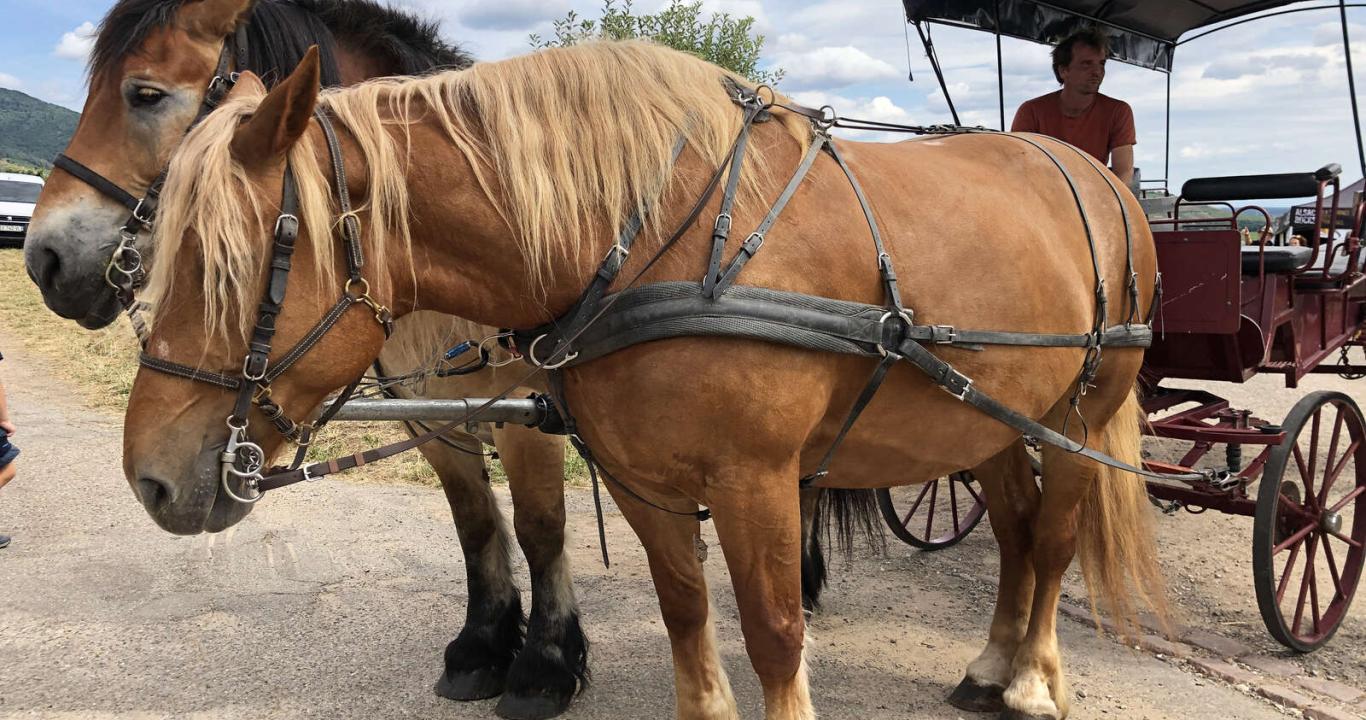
xmin=130 ymin=87 xmax=167 ymax=108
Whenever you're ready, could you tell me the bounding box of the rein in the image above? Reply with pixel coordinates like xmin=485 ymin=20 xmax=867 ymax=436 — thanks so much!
xmin=52 ymin=26 xmax=250 ymax=344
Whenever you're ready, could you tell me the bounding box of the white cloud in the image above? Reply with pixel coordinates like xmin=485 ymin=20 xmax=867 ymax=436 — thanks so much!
xmin=0 ymin=72 xmax=21 ymax=90
xmin=774 ymin=46 xmax=899 ymax=89
xmin=54 ymin=21 xmax=96 ymax=62
xmin=460 ymin=0 xmax=569 ymax=31
xmin=790 ymin=89 xmax=921 ymax=141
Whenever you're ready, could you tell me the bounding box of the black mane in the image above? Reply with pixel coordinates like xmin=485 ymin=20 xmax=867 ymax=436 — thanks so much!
xmin=91 ymin=0 xmax=473 ymax=87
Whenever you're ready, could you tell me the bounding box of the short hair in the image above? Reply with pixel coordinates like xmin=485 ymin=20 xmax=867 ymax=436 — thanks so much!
xmin=1052 ymin=28 xmax=1111 ymax=83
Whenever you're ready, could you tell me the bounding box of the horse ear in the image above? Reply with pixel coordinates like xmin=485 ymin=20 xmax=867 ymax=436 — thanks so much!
xmin=179 ymin=0 xmax=255 ymax=41
xmin=225 ymin=70 xmax=266 ymax=101
xmin=230 ymin=47 xmax=321 ymax=168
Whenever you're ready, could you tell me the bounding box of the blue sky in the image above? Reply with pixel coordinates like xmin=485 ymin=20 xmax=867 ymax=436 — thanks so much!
xmin=2 ymin=0 xmax=1365 ymax=187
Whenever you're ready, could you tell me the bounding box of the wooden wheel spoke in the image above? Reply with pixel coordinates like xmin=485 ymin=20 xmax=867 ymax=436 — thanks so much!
xmin=961 ymin=479 xmax=983 ymax=505
xmin=949 ymin=478 xmax=961 ymax=534
xmin=1273 ymin=521 xmax=1317 ymax=556
xmin=1321 ymin=536 xmax=1346 ymax=601
xmin=901 ymin=482 xmax=934 ymax=529
xmin=1306 ymin=410 xmax=1322 ymax=502
xmin=1291 ymin=536 xmax=1320 ymax=636
xmin=924 ymin=481 xmax=939 ymax=539
xmin=1309 ymin=553 xmax=1322 ymax=635
xmin=1293 ymin=444 xmax=1312 ymax=497
xmin=1328 ymin=528 xmax=1364 ymax=550
xmin=1320 ymin=409 xmax=1345 ymax=491
xmin=1276 ymin=538 xmax=1304 ymax=603
xmin=1321 ymin=439 xmax=1361 ymax=503
xmin=1326 ymin=485 xmax=1365 ymax=515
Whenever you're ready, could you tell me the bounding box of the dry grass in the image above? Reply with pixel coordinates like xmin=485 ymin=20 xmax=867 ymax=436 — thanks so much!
xmin=0 ymin=249 xmax=589 ymax=489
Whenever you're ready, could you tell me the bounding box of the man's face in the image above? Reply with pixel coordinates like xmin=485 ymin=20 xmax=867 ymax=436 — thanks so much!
xmin=1060 ymin=43 xmax=1106 ymax=95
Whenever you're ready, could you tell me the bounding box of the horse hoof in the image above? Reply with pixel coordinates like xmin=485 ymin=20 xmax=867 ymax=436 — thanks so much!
xmin=948 ymin=676 xmax=1005 ymax=713
xmin=997 ymin=710 xmax=1056 ymax=720
xmin=495 ymin=691 xmax=572 ymax=720
xmin=434 ymin=665 xmax=506 ymax=701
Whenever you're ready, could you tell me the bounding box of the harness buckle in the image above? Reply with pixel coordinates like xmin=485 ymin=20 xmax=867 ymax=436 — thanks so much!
xmin=942 ymin=370 xmax=974 ymax=401
xmin=243 ymin=353 xmax=269 ymax=382
xmin=275 ymin=213 xmax=299 ymax=238
xmin=930 ymin=325 xmax=957 ymax=345
xmin=130 ymin=198 xmax=154 ymax=229
xmin=603 ymin=242 xmax=631 ymax=266
xmin=713 ymin=212 xmax=732 ymax=236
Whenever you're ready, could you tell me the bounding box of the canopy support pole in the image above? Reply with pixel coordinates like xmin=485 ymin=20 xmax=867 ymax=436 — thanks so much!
xmin=914 ymin=21 xmax=961 ymax=126
xmin=1341 ymin=0 xmax=1366 ymax=182
xmin=996 ymin=0 xmax=1006 ymax=130
xmin=1165 ymin=70 xmax=1172 ymax=190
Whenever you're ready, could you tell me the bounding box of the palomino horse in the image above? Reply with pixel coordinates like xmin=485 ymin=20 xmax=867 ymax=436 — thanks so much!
xmin=128 ymin=43 xmax=1166 ymax=719
xmin=25 ymin=1 xmax=591 ymax=716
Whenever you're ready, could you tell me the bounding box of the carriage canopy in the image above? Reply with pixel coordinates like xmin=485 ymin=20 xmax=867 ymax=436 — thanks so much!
xmin=901 ymin=1 xmax=1310 ymax=71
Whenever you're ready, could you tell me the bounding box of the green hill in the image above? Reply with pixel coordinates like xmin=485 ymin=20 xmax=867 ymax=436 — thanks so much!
xmin=0 ymin=88 xmax=79 ymax=169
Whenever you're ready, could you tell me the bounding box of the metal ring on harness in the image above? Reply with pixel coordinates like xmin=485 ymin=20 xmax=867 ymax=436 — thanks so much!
xmin=478 ymin=332 xmax=521 ymax=368
xmin=528 ymin=334 xmax=579 ymax=370
xmin=104 ymin=241 xmax=143 ymax=287
xmin=875 ymin=309 xmax=916 ymax=357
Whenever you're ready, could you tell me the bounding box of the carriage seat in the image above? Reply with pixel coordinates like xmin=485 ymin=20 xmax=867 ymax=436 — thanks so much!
xmin=1182 ymin=164 xmax=1340 ymax=202
xmin=1240 ymin=245 xmax=1311 ymax=274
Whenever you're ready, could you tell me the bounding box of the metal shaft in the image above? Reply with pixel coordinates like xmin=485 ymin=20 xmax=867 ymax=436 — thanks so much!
xmin=331 ymin=398 xmax=546 ymax=425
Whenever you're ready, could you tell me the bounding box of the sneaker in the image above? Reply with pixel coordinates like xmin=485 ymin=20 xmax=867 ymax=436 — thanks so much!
xmin=0 ymin=535 xmax=9 ymax=549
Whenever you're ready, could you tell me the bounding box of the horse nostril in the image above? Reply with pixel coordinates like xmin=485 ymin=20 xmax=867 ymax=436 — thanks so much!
xmin=136 ymin=476 xmax=171 ymax=508
xmin=29 ymin=246 xmax=62 ymax=291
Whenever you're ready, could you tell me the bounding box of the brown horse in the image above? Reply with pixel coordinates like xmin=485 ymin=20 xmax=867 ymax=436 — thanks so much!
xmin=127 ymin=42 xmax=1165 ymax=719
xmin=25 ymin=1 xmax=590 ymax=716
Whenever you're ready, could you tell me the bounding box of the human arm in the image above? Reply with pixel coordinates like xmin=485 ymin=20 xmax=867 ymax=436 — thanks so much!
xmin=0 ymin=369 xmax=12 ymax=437
xmin=1110 ymin=144 xmax=1134 ymax=187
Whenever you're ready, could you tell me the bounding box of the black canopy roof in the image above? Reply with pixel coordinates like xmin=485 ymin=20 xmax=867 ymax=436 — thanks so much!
xmin=902 ymin=1 xmax=1302 ymax=71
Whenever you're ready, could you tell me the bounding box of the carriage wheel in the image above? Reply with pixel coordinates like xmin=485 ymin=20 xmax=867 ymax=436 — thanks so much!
xmin=877 ymin=472 xmax=987 ymax=550
xmin=1253 ymin=391 xmax=1366 ymax=652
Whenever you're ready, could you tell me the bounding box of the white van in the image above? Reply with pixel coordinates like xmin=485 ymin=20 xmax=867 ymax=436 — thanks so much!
xmin=0 ymin=171 xmax=45 ymax=248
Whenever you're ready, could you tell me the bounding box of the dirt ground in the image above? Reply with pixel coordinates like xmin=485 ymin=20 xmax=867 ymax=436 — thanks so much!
xmin=0 ymin=329 xmax=1361 ymax=719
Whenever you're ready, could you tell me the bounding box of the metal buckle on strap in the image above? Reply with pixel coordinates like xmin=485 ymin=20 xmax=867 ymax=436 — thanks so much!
xmin=130 ymin=197 xmax=154 ymax=228
xmin=275 ymin=213 xmax=299 ymax=237
xmin=942 ymin=370 xmax=973 ymax=401
xmin=929 ymin=325 xmax=957 ymax=345
xmin=713 ymin=212 xmax=732 ymax=235
xmin=603 ymin=242 xmax=630 ymax=264
xmin=243 ymin=353 xmax=269 ymax=382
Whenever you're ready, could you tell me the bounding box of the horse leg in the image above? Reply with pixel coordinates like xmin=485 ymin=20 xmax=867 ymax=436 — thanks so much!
xmin=609 ymin=480 xmax=739 ymax=720
xmin=950 ymin=442 xmax=1038 ymax=713
xmin=423 ymin=430 xmax=525 ymax=702
xmin=799 ymin=487 xmax=827 ymax=612
xmin=710 ymin=466 xmax=813 ymax=720
xmin=1001 ymin=391 xmax=1160 ymax=720
xmin=491 ymin=426 xmax=586 ymax=720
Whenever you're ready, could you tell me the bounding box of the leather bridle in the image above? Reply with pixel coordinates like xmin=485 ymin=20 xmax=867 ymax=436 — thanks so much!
xmin=51 ymin=26 xmax=250 ymax=341
xmin=137 ymin=109 xmax=395 ymax=504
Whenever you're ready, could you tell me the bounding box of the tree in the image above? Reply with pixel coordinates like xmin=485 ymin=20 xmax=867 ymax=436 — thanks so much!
xmin=530 ymin=0 xmax=784 ymax=86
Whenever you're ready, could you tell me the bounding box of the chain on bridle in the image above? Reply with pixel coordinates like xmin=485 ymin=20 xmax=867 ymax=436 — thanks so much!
xmin=138 ymin=109 xmax=395 ymax=504
xmin=51 ymin=26 xmax=250 ymax=343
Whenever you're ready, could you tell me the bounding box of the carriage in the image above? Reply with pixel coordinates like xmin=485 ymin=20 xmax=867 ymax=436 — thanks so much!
xmin=878 ymin=0 xmax=1366 ymax=652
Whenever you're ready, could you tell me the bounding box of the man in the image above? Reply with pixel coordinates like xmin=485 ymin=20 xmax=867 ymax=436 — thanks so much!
xmin=1012 ymin=27 xmax=1136 ymax=186
xmin=0 ymin=351 xmax=16 ymax=549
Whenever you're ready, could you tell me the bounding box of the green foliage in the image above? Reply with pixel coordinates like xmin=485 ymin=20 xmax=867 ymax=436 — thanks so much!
xmin=530 ymin=0 xmax=784 ymax=86
xmin=0 ymin=159 xmax=48 ymax=178
xmin=0 ymin=88 xmax=80 ymax=170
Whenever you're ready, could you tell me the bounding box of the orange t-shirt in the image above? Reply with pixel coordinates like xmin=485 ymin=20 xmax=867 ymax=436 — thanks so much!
xmin=1010 ymin=91 xmax=1136 ymax=164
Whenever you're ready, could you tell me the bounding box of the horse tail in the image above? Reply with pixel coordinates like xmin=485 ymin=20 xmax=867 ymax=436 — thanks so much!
xmin=801 ymin=488 xmax=882 ymax=611
xmin=1075 ymin=389 xmax=1169 ymax=636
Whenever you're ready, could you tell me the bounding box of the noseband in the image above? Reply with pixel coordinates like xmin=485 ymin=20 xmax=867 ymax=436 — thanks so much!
xmin=138 ymin=109 xmax=394 ymax=504
xmin=51 ymin=26 xmax=249 ymax=340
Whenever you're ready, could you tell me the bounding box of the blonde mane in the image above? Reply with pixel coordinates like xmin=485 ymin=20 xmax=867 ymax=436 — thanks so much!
xmin=149 ymin=40 xmax=812 ymax=342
